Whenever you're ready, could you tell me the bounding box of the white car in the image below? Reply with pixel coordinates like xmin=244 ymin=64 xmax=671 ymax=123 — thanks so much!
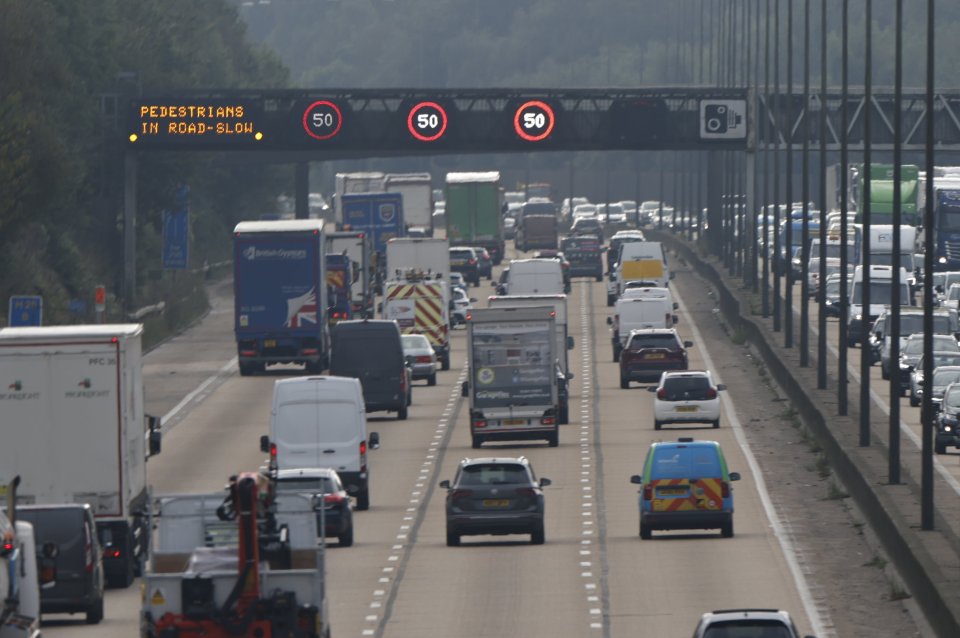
xmin=450 ymin=286 xmax=474 ymax=327
xmin=649 ymin=370 xmax=724 ymax=430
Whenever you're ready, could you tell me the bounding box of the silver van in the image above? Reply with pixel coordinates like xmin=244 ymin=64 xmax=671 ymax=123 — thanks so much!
xmin=261 ymin=376 xmax=380 ymax=510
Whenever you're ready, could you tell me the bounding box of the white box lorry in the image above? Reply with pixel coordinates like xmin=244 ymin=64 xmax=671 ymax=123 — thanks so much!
xmin=486 ymin=294 xmax=574 ymax=424
xmin=385 ymin=237 xmax=450 ymax=280
xmin=462 ymin=306 xmax=560 ymax=448
xmin=0 ymin=325 xmax=161 ymax=588
xmin=384 ymin=173 xmax=434 ymax=235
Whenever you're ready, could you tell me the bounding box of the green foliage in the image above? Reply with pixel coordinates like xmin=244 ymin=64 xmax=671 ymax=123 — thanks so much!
xmin=0 ymin=0 xmax=290 ymax=324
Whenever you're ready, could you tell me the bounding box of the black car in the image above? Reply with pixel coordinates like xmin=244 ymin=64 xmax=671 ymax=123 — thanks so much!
xmin=937 ymin=382 xmax=960 ymax=453
xmin=17 ymin=503 xmax=105 ymax=624
xmin=560 ymin=235 xmax=604 ymax=280
xmin=449 ymin=247 xmax=481 ymax=285
xmin=439 ymin=456 xmax=551 ymax=546
xmin=330 ymin=319 xmax=410 ymax=419
xmin=275 ymin=468 xmax=354 ymax=546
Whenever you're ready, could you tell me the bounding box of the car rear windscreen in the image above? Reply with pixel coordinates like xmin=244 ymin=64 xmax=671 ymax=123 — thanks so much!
xmin=332 ymin=336 xmax=398 ymax=374
xmin=662 ymin=376 xmax=711 ymax=399
xmin=627 ymin=334 xmax=677 ymax=349
xmin=459 ymin=464 xmax=529 ymax=486
xmin=703 ymin=621 xmax=794 ymax=638
xmin=651 ymin=447 xmax=722 ymax=478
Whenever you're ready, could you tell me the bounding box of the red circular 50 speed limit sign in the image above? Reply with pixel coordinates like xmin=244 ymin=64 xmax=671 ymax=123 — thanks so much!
xmin=513 ymin=100 xmax=555 ymax=142
xmin=407 ymin=101 xmax=448 ymax=142
xmin=302 ymin=100 xmax=343 ymax=140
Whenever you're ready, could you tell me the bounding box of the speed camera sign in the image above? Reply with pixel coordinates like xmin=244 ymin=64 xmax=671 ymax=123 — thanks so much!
xmin=700 ymin=100 xmax=746 ymax=140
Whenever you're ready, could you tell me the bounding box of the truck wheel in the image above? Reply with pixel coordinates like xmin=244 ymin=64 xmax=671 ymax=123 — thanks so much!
xmin=559 ymin=405 xmax=569 ymax=425
xmin=613 ymin=346 xmax=620 ymax=363
xmin=547 ymin=431 xmax=559 ymax=447
xmin=86 ymin=596 xmax=104 ymax=624
xmin=595 ymin=273 xmax=603 ymax=282
xmin=654 ymin=420 xmax=662 ymax=431
xmin=909 ymin=394 xmax=920 ymax=408
xmin=620 ymin=375 xmax=629 ymax=390
xmin=428 ymin=373 xmax=437 ymax=386
xmin=441 ymin=355 xmax=450 ymax=371
xmin=238 ymin=361 xmax=254 ymax=376
xmin=356 ymin=490 xmax=370 ymax=511
xmin=881 ymin=365 xmax=890 ymax=380
xmin=398 ymin=403 xmax=408 ymax=420
xmin=471 ymin=435 xmax=482 ymax=449
xmin=446 ymin=529 xmax=461 ymax=547
xmin=712 ymin=419 xmax=720 ymax=429
xmin=606 ymin=295 xmax=615 ymax=307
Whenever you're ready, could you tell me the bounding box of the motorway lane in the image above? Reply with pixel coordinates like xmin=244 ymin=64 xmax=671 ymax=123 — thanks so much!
xmin=43 ymin=245 xmax=820 ymax=638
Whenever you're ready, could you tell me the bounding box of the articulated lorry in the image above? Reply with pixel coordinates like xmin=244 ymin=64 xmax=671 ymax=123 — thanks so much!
xmin=383 ymin=172 xmax=434 ymax=235
xmin=462 ymin=306 xmax=560 ymax=448
xmin=445 ymin=172 xmax=505 ymax=264
xmin=334 ymin=171 xmax=384 ymax=224
xmin=0 ymin=325 xmax=162 ymax=589
xmin=327 ymin=230 xmax=374 ymax=319
xmin=140 ymin=472 xmax=329 ymax=638
xmin=234 ymin=220 xmax=330 ymax=375
xmin=852 ymin=164 xmax=921 ymax=227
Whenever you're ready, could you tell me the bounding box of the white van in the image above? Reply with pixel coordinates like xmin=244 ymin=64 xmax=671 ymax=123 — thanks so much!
xmin=616 ymin=241 xmax=670 ymax=291
xmin=503 ymin=258 xmax=565 ymax=295
xmin=607 ymin=292 xmax=678 ymax=361
xmin=260 ymin=376 xmax=380 ymax=510
xmin=846 ymin=265 xmax=912 ymax=348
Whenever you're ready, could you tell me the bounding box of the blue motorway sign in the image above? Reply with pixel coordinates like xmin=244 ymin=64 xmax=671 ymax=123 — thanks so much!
xmin=162 ymin=187 xmax=190 ymax=270
xmin=8 ymin=296 xmax=42 ymax=327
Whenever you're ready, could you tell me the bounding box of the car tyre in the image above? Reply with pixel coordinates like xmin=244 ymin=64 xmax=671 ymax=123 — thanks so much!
xmin=86 ymin=596 xmax=104 ymax=624
xmin=935 ymin=440 xmax=947 ymax=455
xmin=712 ymin=419 xmax=720 ymax=429
xmin=613 ymin=345 xmax=621 ymax=363
xmin=471 ymin=435 xmax=482 ymax=449
xmin=238 ymin=362 xmax=254 ymax=377
xmin=356 ymin=490 xmax=370 ymax=511
xmin=398 ymin=403 xmax=408 ymax=420
xmin=620 ymin=374 xmax=629 ymax=389
xmin=606 ymin=295 xmax=615 ymax=307
xmin=339 ymin=519 xmax=354 ymax=547
xmin=428 ymin=372 xmax=437 ymax=386
xmin=881 ymin=365 xmax=890 ymax=380
xmin=441 ymin=355 xmax=451 ymax=371
xmin=559 ymin=405 xmax=569 ymax=425
xmin=531 ymin=524 xmax=545 ymax=545
xmin=721 ymin=519 xmax=734 ymax=538
xmin=639 ymin=522 xmax=652 ymax=540
xmin=547 ymin=431 xmax=559 ymax=447
xmin=446 ymin=529 xmax=460 ymax=547
xmin=909 ymin=394 xmax=920 ymax=408
xmin=595 ymin=273 xmax=603 ymax=282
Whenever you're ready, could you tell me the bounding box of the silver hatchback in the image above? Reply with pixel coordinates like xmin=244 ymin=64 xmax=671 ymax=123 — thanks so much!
xmin=402 ymin=334 xmax=437 ymax=386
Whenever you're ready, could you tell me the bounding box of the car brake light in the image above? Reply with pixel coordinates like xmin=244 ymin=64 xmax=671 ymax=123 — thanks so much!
xmin=323 ymin=493 xmax=345 ymax=505
xmin=104 ymin=547 xmax=121 ymax=559
xmin=360 ymin=440 xmax=367 ymax=472
xmin=301 ymin=348 xmax=319 ymax=356
xmin=468 ymin=258 xmax=477 ymax=265
xmin=706 ymin=388 xmax=717 ymax=399
xmin=0 ymin=540 xmax=13 ymax=556
xmin=270 ymin=443 xmax=277 ymax=460
xmin=720 ymin=481 xmax=730 ymax=498
xmin=239 ymin=350 xmax=257 ymax=357
xmin=643 ymin=484 xmax=653 ymax=501
xmin=656 ymin=388 xmax=666 ymax=399
xmin=516 ymin=487 xmax=537 ymax=496
xmin=451 ymin=489 xmax=473 ymax=500
xmin=416 ymin=355 xmax=433 ymax=364
xmin=472 ymin=419 xmax=487 ymax=428
xmin=541 ymin=416 xmax=556 ymax=425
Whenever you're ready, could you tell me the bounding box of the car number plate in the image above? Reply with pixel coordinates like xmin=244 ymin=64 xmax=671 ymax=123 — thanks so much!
xmin=657 ymin=486 xmax=687 ymax=496
xmin=503 ymin=418 xmax=527 ymax=425
xmin=644 ymin=353 xmax=665 ymax=360
xmin=483 ymin=499 xmax=510 ymax=507
xmin=264 ymin=339 xmax=276 ymax=348
xmin=676 ymin=406 xmax=698 ymax=412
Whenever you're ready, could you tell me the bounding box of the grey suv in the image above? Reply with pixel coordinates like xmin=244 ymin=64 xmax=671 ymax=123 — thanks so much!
xmin=439 ymin=457 xmax=551 ymax=546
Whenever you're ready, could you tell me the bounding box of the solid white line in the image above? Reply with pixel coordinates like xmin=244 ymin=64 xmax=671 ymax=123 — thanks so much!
xmin=677 ymin=295 xmax=830 ymax=638
xmin=160 ymin=357 xmax=238 ymax=426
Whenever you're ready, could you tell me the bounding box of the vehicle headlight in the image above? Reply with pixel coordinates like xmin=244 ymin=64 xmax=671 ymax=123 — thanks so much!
xmin=944 ymin=424 xmax=954 ymax=432
xmin=854 ymin=314 xmax=862 ymax=321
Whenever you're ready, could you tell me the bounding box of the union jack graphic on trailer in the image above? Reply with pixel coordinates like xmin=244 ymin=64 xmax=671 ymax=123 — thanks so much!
xmin=285 ymin=288 xmax=317 ymax=327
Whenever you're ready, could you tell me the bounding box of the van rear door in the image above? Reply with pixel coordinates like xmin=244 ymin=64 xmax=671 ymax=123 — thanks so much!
xmin=274 ymin=388 xmax=362 ymax=474
xmin=333 ymin=334 xmax=404 ymax=408
xmin=18 ymin=507 xmax=95 ymax=604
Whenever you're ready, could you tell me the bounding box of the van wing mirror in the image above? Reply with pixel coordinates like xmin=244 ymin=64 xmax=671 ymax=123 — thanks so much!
xmin=539 ymin=478 xmax=552 ymax=487
xmin=567 ymin=336 xmax=575 ymax=350
xmin=606 ymin=317 xmax=613 ymax=325
xmin=673 ymin=302 xmax=679 ymax=310
xmin=439 ymin=479 xmax=451 ymax=489
xmin=728 ymin=472 xmax=741 ymax=481
xmin=260 ymin=435 xmax=271 ymax=454
xmin=369 ymin=432 xmax=380 ymax=449
xmin=717 ymin=384 xmax=727 ymax=391
xmin=684 ymin=340 xmax=694 ymax=348
xmin=629 ymin=475 xmax=643 ymax=485
xmin=146 ymin=414 xmax=162 ymax=457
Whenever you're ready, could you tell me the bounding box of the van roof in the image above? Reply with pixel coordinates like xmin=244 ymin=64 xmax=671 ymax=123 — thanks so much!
xmin=273 ymin=375 xmax=362 ymax=391
xmin=0 ymin=324 xmax=143 ymax=340
xmin=234 ymin=219 xmax=324 ymax=234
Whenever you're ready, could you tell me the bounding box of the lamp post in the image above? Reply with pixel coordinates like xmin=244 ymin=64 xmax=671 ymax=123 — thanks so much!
xmin=859 ymin=0 xmax=872 ymax=447
xmin=762 ymin=0 xmax=771 ymax=318
xmin=772 ymin=0 xmax=782 ymax=333
xmin=784 ymin=0 xmax=794 ymax=349
xmin=799 ymin=0 xmax=811 ymax=366
xmin=889 ymin=0 xmax=903 ymax=484
xmin=921 ymin=0 xmax=935 ymax=532
xmin=838 ymin=0 xmax=850 ymax=416
xmin=816 ymin=0 xmax=828 ymax=388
